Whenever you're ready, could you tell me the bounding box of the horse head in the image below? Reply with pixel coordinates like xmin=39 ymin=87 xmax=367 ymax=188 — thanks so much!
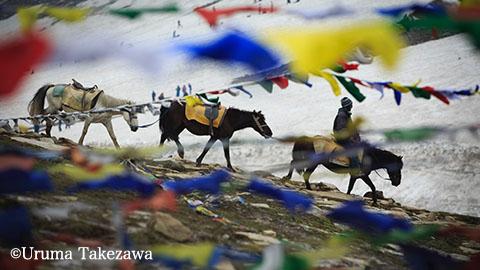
xmin=386 ymin=154 xmax=403 ymax=187
xmin=120 ymin=105 xmax=138 ymax=132
xmin=251 ymin=110 xmax=273 ymax=138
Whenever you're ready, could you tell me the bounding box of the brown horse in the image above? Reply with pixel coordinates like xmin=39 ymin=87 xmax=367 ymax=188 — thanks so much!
xmin=283 ymin=140 xmax=403 ymax=204
xmin=159 ymin=101 xmax=273 ymax=170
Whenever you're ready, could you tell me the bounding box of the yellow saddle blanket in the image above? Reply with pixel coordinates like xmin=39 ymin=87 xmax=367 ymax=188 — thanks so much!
xmin=185 ymin=104 xmax=227 ymax=128
xmin=312 ymin=135 xmax=363 ymax=167
xmin=62 ymin=85 xmax=103 ymax=111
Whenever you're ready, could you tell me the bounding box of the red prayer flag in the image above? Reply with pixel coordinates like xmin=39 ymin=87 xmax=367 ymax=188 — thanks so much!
xmin=271 ymin=76 xmax=289 ymax=89
xmin=422 ymin=86 xmax=450 ymax=104
xmin=123 ymin=190 xmax=177 ymax=214
xmin=340 ymin=61 xmax=359 ymax=71
xmin=0 ymin=32 xmax=52 ymax=98
xmin=195 ymin=6 xmax=278 ymax=27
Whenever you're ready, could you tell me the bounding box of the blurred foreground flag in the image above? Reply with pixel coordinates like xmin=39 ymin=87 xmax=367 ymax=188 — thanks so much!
xmin=181 ymin=31 xmax=281 ymax=73
xmin=0 ymin=169 xmax=53 ymax=194
xmin=0 ymin=32 xmax=51 ymax=98
xmin=67 ymin=173 xmax=155 ymax=197
xmin=195 ymin=6 xmax=278 ymax=27
xmin=163 ymin=169 xmax=231 ymax=195
xmin=0 ymin=206 xmax=33 ymax=246
xmin=17 ymin=6 xmax=91 ymax=32
xmin=327 ymin=200 xmax=412 ymax=234
xmin=265 ymin=21 xmax=404 ymax=75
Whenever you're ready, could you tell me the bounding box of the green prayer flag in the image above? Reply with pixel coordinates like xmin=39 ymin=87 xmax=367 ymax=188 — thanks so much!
xmin=408 ymin=86 xmax=431 ymax=99
xmin=373 ymin=225 xmax=440 ymax=246
xmin=258 ymin=80 xmax=274 ymax=93
xmin=335 ymin=76 xmax=366 ymax=102
xmin=282 ymin=255 xmax=310 ymax=270
xmin=109 ymin=4 xmax=179 ymax=19
xmin=384 ymin=127 xmax=440 ymax=142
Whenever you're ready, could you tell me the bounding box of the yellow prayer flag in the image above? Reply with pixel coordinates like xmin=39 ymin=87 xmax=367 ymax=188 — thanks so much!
xmin=388 ymin=82 xmax=410 ymax=93
xmin=17 ymin=6 xmax=44 ymax=31
xmin=298 ymin=236 xmax=349 ymax=262
xmin=312 ymin=70 xmax=341 ymax=96
xmin=265 ymin=21 xmax=405 ymax=76
xmin=48 ymin=164 xmax=125 ymax=181
xmin=45 ymin=7 xmax=90 ymax=22
xmin=150 ymin=243 xmax=215 ymax=268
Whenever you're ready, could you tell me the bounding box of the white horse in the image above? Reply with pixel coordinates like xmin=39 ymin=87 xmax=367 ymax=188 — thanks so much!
xmin=28 ymin=83 xmax=138 ymax=148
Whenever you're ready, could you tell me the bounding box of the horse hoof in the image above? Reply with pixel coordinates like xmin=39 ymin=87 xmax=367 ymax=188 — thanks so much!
xmin=195 ymin=163 xmax=201 ymax=167
xmin=227 ymin=167 xmax=236 ymax=172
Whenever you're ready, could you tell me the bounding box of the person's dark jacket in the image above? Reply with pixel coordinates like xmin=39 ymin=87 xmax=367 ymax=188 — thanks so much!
xmin=333 ymin=108 xmax=360 ymax=145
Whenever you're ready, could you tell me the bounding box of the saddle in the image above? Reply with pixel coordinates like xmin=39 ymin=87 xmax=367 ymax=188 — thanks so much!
xmin=61 ymin=84 xmax=103 ymax=111
xmin=185 ymin=102 xmax=227 ymax=128
xmin=312 ymin=135 xmax=363 ymax=168
xmin=71 ymin=79 xmax=98 ymax=92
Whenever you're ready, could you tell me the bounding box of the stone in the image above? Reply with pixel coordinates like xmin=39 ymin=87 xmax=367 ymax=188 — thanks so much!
xmin=11 ymin=136 xmax=68 ymax=151
xmin=313 ymin=182 xmax=339 ymax=192
xmin=305 ymin=190 xmax=358 ymax=201
xmin=234 ymin=232 xmax=280 ymax=246
xmin=262 ymin=230 xmax=277 ymax=237
xmin=250 ymin=203 xmax=270 ymax=209
xmin=148 ymin=212 xmax=192 ymax=241
xmin=364 ymin=190 xmax=385 ymax=199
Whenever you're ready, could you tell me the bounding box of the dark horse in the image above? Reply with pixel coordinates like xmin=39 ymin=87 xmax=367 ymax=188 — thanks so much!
xmin=159 ymin=101 xmax=273 ymax=170
xmin=283 ymin=140 xmax=403 ymax=204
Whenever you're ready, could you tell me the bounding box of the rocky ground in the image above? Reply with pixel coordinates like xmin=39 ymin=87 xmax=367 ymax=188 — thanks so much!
xmin=0 ymin=130 xmax=479 ymax=269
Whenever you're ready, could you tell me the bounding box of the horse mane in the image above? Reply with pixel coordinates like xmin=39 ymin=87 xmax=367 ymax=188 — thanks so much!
xmin=228 ymin=107 xmax=266 ymax=119
xmin=368 ymin=147 xmax=402 ymax=165
xmin=99 ymin=93 xmax=134 ymax=108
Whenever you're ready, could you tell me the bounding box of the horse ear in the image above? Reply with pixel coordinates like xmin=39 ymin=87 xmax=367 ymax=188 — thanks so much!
xmin=399 ymin=155 xmax=403 ymax=160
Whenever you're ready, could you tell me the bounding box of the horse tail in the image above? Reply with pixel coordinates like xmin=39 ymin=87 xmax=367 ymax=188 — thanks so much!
xmin=159 ymin=104 xmax=171 ymax=141
xmin=28 ymin=84 xmax=52 ymax=117
xmin=291 ymin=140 xmax=315 ymax=174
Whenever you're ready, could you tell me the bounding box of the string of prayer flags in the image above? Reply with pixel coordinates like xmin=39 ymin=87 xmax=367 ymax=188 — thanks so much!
xmin=181 ymin=31 xmax=281 ymax=73
xmin=195 ymin=6 xmax=278 ymax=27
xmin=0 ymin=169 xmax=53 ymax=194
xmin=326 ymin=200 xmax=412 ymax=234
xmin=0 ymin=206 xmax=33 ymax=247
xmin=109 ymin=4 xmax=180 ymax=20
xmin=163 ymin=169 xmax=231 ymax=195
xmin=0 ymin=32 xmax=52 ymax=98
xmin=67 ymin=172 xmax=156 ymax=197
xmin=17 ymin=6 xmax=91 ymax=32
xmin=265 ymin=21 xmax=404 ymax=76
xmin=246 ymin=179 xmax=313 ymax=213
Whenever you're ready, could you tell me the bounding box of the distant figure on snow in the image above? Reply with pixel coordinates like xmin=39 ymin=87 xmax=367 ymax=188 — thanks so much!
xmin=151 ymin=91 xmax=156 ymax=101
xmin=176 ymin=85 xmax=181 ymax=97
xmin=177 ymin=20 xmax=182 ymax=28
xmin=188 ymin=83 xmax=192 ymax=95
xmin=182 ymin=85 xmax=188 ymax=97
xmin=172 ymin=30 xmax=180 ymax=38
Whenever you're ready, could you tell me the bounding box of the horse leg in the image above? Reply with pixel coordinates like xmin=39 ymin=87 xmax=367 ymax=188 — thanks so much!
xmin=78 ymin=118 xmax=92 ymax=145
xmin=159 ymin=133 xmax=168 ymax=146
xmin=45 ymin=118 xmax=53 ymax=137
xmin=303 ymin=166 xmax=317 ymax=190
xmin=103 ymin=120 xmax=120 ymax=148
xmin=361 ymin=176 xmax=377 ymax=205
xmin=196 ymin=137 xmax=216 ymax=166
xmin=347 ymin=176 xmax=358 ymax=194
xmin=283 ymin=160 xmax=295 ymax=180
xmin=173 ymin=138 xmax=184 ymax=158
xmin=221 ymin=138 xmax=233 ymax=171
